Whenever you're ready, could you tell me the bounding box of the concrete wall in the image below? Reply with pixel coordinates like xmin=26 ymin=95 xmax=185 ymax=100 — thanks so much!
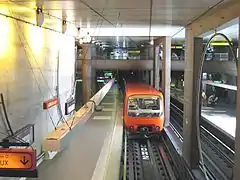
xmin=0 ymin=15 xmax=75 ymax=158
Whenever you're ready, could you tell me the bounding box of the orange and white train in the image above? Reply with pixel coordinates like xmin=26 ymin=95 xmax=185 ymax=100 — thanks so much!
xmin=123 ymin=81 xmax=165 ymax=135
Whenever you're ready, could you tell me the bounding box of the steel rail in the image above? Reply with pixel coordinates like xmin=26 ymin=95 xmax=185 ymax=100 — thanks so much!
xmin=170 ymin=101 xmax=234 ymax=179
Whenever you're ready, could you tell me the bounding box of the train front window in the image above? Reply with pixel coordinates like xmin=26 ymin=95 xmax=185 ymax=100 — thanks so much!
xmin=127 ymin=95 xmax=162 ymax=117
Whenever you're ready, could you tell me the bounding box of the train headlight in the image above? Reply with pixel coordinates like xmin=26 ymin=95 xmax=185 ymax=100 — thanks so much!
xmin=129 ymin=126 xmax=134 ymax=132
xmin=156 ymin=126 xmax=160 ymax=131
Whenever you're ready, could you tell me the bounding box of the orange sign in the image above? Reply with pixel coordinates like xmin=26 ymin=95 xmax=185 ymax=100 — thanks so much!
xmin=43 ymin=97 xmax=59 ymax=109
xmin=0 ymin=148 xmax=36 ymax=169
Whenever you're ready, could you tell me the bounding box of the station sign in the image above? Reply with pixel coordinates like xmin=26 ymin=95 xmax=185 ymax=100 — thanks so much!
xmin=0 ymin=148 xmax=37 ymax=177
xmin=65 ymin=97 xmax=75 ymax=115
xmin=43 ymin=97 xmax=59 ymax=109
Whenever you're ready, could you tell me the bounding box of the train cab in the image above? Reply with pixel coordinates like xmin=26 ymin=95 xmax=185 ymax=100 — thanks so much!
xmin=123 ymin=82 xmax=164 ymax=135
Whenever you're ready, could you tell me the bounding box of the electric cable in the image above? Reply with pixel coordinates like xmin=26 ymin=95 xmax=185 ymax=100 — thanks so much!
xmin=148 ymin=0 xmax=153 ymax=43
xmin=8 ymin=0 xmax=77 ymax=25
xmin=7 ymin=7 xmax=58 ymax=131
xmin=0 ymin=93 xmax=14 ymax=136
xmin=5 ymin=0 xmax=122 ymax=132
xmin=145 ymin=0 xmax=153 ymax=59
xmin=55 ymin=51 xmax=72 ymax=129
xmin=7 ymin=0 xmax=77 ymax=35
xmin=57 ymin=0 xmax=111 ymax=129
xmin=7 ymin=4 xmax=75 ymax=130
xmin=197 ymin=32 xmax=237 ymax=180
xmin=68 ymin=0 xmax=111 ymax=129
xmin=78 ymin=0 xmax=139 ymax=47
xmin=0 ymin=12 xmax=72 ymax=38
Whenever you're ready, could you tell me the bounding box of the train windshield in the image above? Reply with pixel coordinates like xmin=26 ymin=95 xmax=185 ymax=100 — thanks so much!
xmin=127 ymin=95 xmax=162 ymax=117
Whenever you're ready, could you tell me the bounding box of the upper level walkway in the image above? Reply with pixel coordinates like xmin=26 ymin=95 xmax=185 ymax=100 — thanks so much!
xmin=171 ymin=88 xmax=236 ymax=138
xmin=77 ymin=58 xmax=236 ymax=75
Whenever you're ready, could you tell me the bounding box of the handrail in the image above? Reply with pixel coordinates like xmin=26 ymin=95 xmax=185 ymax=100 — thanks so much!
xmin=42 ymin=78 xmax=115 ymax=152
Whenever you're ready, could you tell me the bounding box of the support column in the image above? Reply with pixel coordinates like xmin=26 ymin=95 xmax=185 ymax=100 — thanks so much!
xmin=91 ymin=67 xmax=96 ymax=95
xmin=227 ymin=75 xmax=236 ymax=104
xmin=154 ymin=45 xmax=160 ymax=90
xmin=62 ymin=17 xmax=67 ymax=34
xmin=144 ymin=70 xmax=148 ymax=84
xmin=81 ymin=44 xmax=92 ymax=104
xmin=233 ymin=18 xmax=240 ymax=180
xmin=150 ymin=70 xmax=153 ymax=86
xmin=183 ymin=28 xmax=203 ymax=168
xmin=161 ymin=37 xmax=171 ymax=127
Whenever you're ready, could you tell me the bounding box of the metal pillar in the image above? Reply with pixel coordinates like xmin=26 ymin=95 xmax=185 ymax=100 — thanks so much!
xmin=145 ymin=70 xmax=149 ymax=84
xmin=150 ymin=70 xmax=154 ymax=86
xmin=233 ymin=18 xmax=240 ymax=180
xmin=154 ymin=45 xmax=160 ymax=90
xmin=161 ymin=37 xmax=171 ymax=127
xmin=227 ymin=75 xmax=236 ymax=104
xmin=81 ymin=44 xmax=92 ymax=104
xmin=183 ymin=28 xmax=203 ymax=168
xmin=91 ymin=67 xmax=96 ymax=95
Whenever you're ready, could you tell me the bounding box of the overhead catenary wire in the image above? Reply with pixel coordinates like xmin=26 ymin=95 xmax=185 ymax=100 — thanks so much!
xmin=68 ymin=0 xmax=111 ymax=128
xmin=8 ymin=0 xmax=78 ymax=32
xmin=148 ymin=0 xmax=153 ymax=43
xmin=0 ymin=93 xmax=14 ymax=136
xmin=0 ymin=10 xmax=74 ymax=38
xmin=147 ymin=0 xmax=153 ymax=58
xmin=78 ymin=0 xmax=139 ymax=47
xmin=5 ymin=0 xmax=139 ymax=48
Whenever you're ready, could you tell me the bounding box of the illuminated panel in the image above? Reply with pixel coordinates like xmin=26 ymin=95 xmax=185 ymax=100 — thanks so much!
xmin=43 ymin=97 xmax=59 ymax=109
xmin=171 ymin=45 xmax=183 ymax=49
xmin=210 ymin=42 xmax=232 ymax=46
xmin=0 ymin=14 xmax=11 ymax=58
xmin=65 ymin=98 xmax=75 ymax=115
xmin=27 ymin=25 xmax=45 ymax=56
xmin=128 ymin=50 xmax=140 ymax=53
xmin=0 ymin=148 xmax=36 ymax=169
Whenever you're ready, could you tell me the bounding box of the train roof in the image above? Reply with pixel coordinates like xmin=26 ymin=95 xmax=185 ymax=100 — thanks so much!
xmin=125 ymin=82 xmax=163 ymax=97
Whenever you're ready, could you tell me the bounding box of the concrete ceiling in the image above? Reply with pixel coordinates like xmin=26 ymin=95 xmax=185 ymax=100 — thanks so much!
xmin=8 ymin=0 xmax=223 ymax=26
xmin=0 ymin=0 xmax=238 ymax=44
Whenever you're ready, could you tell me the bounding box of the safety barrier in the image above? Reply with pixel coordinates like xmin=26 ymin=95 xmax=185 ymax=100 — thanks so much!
xmin=42 ymin=79 xmax=115 ymax=154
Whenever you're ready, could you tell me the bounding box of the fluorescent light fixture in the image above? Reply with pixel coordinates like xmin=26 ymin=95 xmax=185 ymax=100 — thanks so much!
xmin=79 ymin=26 xmax=184 ymax=37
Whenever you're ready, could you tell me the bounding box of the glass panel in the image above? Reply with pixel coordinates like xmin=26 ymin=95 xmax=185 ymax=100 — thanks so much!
xmin=127 ymin=95 xmax=162 ymax=117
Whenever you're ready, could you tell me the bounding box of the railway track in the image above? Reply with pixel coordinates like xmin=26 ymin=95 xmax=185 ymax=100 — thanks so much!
xmin=170 ymin=98 xmax=234 ymax=180
xmin=119 ymin=131 xmax=195 ymax=180
xmin=124 ymin=138 xmax=173 ymax=180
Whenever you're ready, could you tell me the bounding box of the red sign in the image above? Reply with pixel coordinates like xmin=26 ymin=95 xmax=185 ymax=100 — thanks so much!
xmin=0 ymin=148 xmax=36 ymax=170
xmin=43 ymin=97 xmax=59 ymax=109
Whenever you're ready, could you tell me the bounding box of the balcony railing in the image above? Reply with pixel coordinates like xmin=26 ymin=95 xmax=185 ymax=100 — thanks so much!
xmin=77 ymin=54 xmax=233 ymax=62
xmin=79 ymin=56 xmax=185 ymax=61
xmin=90 ymin=55 xmax=153 ymax=60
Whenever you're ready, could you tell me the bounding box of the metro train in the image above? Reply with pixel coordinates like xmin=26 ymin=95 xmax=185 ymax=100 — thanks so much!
xmin=123 ymin=81 xmax=165 ymax=135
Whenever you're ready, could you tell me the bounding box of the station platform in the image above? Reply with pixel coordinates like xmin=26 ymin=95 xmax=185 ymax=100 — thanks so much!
xmin=30 ymin=84 xmax=123 ymax=180
xmin=171 ymin=88 xmax=236 ymax=138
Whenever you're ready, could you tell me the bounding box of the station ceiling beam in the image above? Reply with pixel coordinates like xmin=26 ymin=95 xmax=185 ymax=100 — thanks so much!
xmin=188 ymin=0 xmax=240 ymax=36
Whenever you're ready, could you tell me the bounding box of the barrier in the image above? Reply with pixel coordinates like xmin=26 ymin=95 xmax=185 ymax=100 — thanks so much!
xmin=42 ymin=79 xmax=115 ymax=153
